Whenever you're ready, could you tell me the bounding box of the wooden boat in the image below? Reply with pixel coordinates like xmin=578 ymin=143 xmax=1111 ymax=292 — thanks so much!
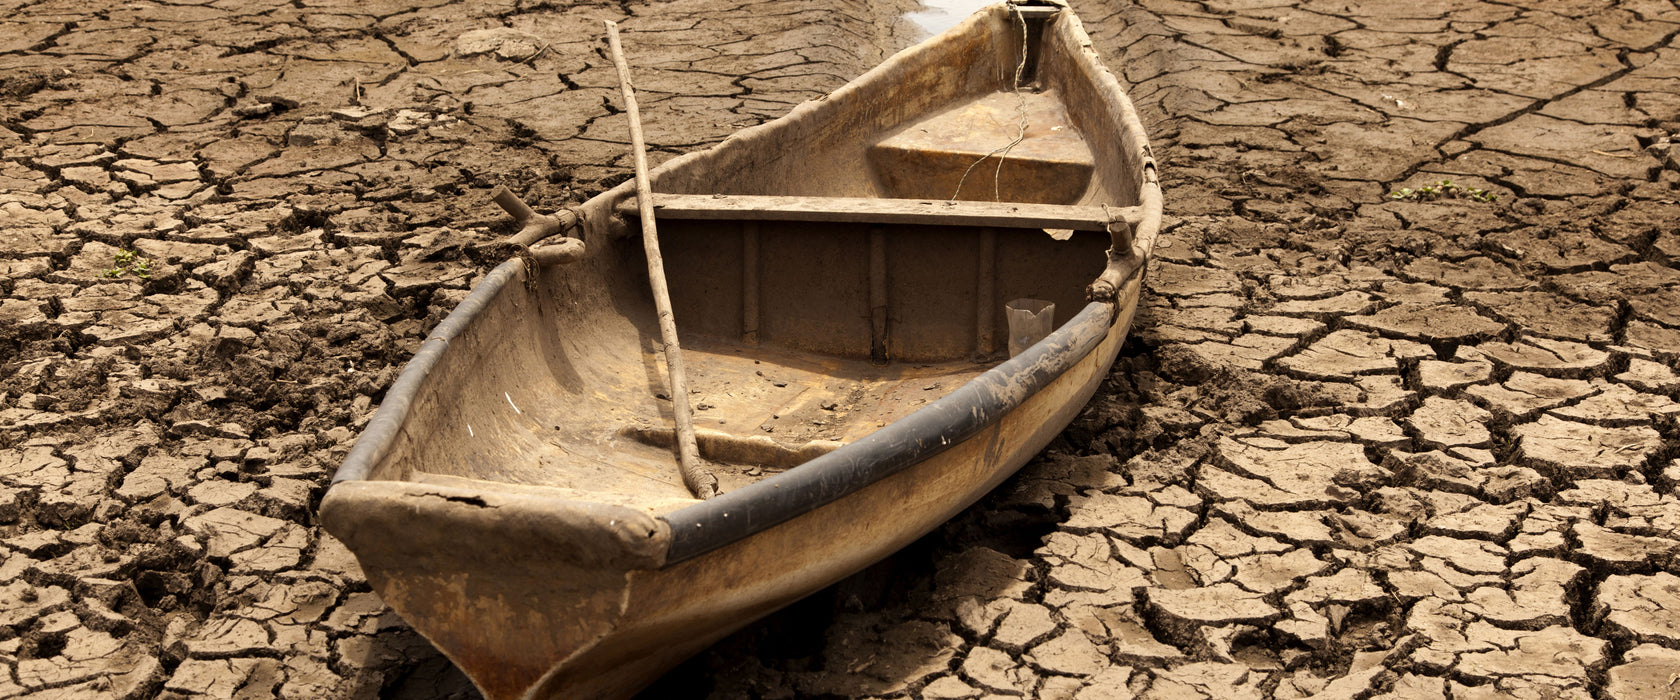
xmin=320 ymin=2 xmax=1160 ymax=698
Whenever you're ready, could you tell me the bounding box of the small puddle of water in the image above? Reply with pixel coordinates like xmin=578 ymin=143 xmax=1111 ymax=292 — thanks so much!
xmin=904 ymin=0 xmax=995 ymax=36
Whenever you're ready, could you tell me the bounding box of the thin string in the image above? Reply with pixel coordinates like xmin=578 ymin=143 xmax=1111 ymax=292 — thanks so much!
xmin=949 ymin=1 xmax=1030 ymax=203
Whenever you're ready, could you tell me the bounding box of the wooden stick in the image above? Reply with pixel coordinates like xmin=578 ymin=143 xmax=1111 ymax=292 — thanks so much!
xmin=606 ymin=20 xmax=717 ymax=500
xmin=489 ymin=184 xmax=578 ymax=246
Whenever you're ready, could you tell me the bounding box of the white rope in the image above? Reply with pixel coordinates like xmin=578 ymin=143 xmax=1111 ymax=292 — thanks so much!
xmin=949 ymin=1 xmax=1031 ymax=203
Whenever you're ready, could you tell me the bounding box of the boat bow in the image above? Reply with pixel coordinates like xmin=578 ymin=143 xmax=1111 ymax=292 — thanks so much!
xmin=320 ymin=479 xmax=669 ymax=700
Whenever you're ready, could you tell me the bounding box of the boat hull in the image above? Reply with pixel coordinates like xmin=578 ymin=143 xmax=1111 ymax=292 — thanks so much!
xmin=321 ymin=2 xmax=1161 ymax=697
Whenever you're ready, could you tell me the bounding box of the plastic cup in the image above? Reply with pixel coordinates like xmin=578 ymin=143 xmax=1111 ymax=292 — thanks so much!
xmin=1005 ymin=298 xmax=1055 ymax=357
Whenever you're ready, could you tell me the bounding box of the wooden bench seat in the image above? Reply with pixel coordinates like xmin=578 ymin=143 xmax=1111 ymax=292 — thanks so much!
xmin=616 ymin=193 xmax=1140 ymax=232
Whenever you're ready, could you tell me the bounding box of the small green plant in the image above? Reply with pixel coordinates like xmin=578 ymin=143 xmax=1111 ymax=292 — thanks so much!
xmin=1389 ymin=179 xmax=1498 ymax=203
xmin=103 ymin=249 xmax=153 ymax=279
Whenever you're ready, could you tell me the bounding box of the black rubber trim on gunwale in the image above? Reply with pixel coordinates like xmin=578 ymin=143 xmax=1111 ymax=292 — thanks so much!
xmin=331 ymin=259 xmax=526 ymax=484
xmin=660 ymin=300 xmax=1115 ymax=564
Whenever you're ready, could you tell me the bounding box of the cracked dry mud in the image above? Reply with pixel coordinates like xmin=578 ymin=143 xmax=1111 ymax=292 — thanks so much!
xmin=2 ymin=0 xmax=1679 ymax=698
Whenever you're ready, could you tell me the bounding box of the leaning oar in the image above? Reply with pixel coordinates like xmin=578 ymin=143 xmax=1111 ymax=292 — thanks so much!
xmin=606 ymin=20 xmax=718 ymax=500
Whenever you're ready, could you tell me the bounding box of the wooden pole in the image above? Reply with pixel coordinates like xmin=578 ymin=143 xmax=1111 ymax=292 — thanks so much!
xmin=606 ymin=20 xmax=717 ymax=500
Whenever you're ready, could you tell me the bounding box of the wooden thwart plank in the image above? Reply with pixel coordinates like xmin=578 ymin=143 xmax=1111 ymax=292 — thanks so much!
xmin=1014 ymin=5 xmax=1060 ymax=19
xmin=616 ymin=194 xmax=1139 ymax=231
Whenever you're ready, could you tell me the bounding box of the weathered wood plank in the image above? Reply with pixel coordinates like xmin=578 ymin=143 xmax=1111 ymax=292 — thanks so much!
xmin=616 ymin=194 xmax=1138 ymax=231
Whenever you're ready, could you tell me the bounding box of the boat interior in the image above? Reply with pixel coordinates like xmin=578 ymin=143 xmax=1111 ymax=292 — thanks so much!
xmin=372 ymin=4 xmax=1148 ymax=514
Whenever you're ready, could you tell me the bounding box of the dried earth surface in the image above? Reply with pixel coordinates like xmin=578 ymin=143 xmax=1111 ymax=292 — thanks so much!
xmin=2 ymin=0 xmax=1679 ymax=698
